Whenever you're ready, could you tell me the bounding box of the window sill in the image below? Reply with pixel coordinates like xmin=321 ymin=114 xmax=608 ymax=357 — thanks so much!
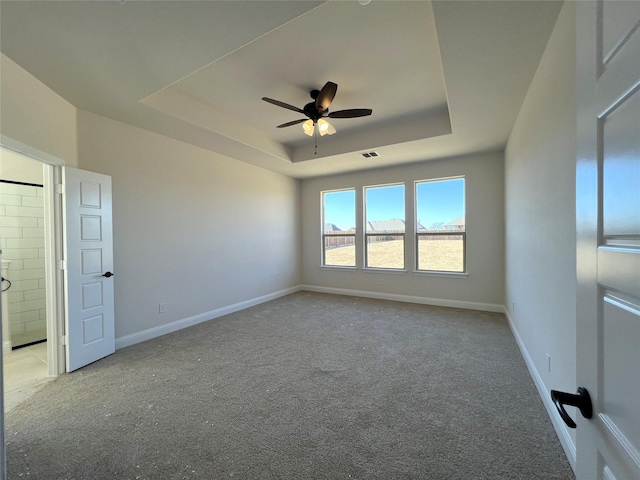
xmin=413 ymin=270 xmax=468 ymax=278
xmin=320 ymin=265 xmax=357 ymax=271
xmin=363 ymin=268 xmax=407 ymax=275
xmin=318 ymin=267 xmax=468 ymax=279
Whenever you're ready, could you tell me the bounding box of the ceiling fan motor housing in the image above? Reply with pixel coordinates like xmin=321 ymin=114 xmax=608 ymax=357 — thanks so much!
xmin=304 ymin=102 xmax=324 ymax=121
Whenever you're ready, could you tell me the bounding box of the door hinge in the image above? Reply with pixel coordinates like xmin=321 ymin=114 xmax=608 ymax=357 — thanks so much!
xmin=58 ymin=260 xmax=67 ymax=270
xmin=60 ymin=335 xmax=68 ymax=346
xmin=56 ymin=184 xmax=65 ymax=195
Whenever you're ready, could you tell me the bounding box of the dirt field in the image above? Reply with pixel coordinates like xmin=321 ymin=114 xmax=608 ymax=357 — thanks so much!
xmin=325 ymin=239 xmax=464 ymax=272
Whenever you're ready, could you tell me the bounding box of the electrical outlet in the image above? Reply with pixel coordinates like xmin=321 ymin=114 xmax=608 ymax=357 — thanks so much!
xmin=159 ymin=303 xmax=166 ymax=314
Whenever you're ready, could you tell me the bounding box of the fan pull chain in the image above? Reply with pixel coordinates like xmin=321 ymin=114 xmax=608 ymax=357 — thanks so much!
xmin=314 ymin=127 xmax=318 ymax=155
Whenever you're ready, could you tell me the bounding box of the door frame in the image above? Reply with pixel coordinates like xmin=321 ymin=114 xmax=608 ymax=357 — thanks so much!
xmin=1 ymin=135 xmax=66 ymax=376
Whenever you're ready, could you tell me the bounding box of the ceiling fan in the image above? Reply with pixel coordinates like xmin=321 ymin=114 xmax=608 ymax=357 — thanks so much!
xmin=262 ymin=81 xmax=372 ymax=138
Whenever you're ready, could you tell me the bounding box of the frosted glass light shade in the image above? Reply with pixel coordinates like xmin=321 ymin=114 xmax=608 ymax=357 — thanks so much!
xmin=302 ymin=119 xmax=314 ymax=136
xmin=317 ymin=118 xmax=336 ymax=136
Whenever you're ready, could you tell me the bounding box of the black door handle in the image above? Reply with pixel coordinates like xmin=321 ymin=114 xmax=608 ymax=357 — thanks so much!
xmin=102 ymin=272 xmax=114 ymax=278
xmin=550 ymin=387 xmax=593 ymax=428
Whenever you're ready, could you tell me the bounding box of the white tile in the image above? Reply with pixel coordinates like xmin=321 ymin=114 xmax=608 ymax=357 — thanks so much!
xmin=9 ymin=323 xmax=26 ymax=335
xmin=21 ymin=196 xmax=44 ymax=208
xmin=0 ymin=184 xmax=37 ymax=196
xmin=37 ymin=217 xmax=45 ymax=228
xmin=5 ymin=279 xmax=39 ymax=292
xmin=30 ymin=342 xmax=48 ymax=361
xmin=7 ymin=237 xmax=45 ymax=249
xmin=0 ymin=227 xmax=22 ymax=238
xmin=0 ymin=216 xmax=37 ymax=227
xmin=22 ymin=227 xmax=45 ymax=238
xmin=23 ymin=257 xmax=45 ymax=269
xmin=10 ymin=331 xmax=46 ymax=349
xmin=0 ymin=248 xmax=39 ymax=260
xmin=7 ymin=291 xmax=24 ymax=303
xmin=9 ymin=298 xmax=46 ymax=314
xmin=0 ymin=238 xmax=5 ymax=249
xmin=0 ymin=205 xmax=5 ymax=215
xmin=23 ymin=288 xmax=46 ymax=301
xmin=5 ymin=205 xmax=43 ymax=217
xmin=3 ymin=342 xmax=51 ymax=413
xmin=9 ymin=309 xmax=40 ymax=323
xmin=6 ymin=259 xmax=24 ymax=270
xmin=6 ymin=268 xmax=45 ymax=280
xmin=0 ymin=194 xmax=22 ymax=206
xmin=24 ymin=320 xmax=46 ymax=333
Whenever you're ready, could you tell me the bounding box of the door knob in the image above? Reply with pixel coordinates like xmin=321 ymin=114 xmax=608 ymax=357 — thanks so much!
xmin=550 ymin=387 xmax=593 ymax=429
xmin=102 ymin=272 xmax=114 ymax=278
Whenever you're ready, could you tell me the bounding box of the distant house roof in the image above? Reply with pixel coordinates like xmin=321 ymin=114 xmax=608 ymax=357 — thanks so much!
xmin=367 ymin=219 xmax=405 ymax=232
xmin=446 ymin=215 xmax=465 ymax=226
xmin=324 ymin=223 xmax=341 ymax=232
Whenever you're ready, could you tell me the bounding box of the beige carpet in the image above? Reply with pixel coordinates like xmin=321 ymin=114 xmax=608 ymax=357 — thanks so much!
xmin=6 ymin=292 xmax=574 ymax=479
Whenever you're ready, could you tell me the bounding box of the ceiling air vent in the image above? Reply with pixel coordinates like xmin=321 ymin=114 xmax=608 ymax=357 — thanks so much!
xmin=361 ymin=151 xmax=379 ymax=158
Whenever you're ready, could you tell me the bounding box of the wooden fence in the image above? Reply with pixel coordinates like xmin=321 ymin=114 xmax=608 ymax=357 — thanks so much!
xmin=324 ymin=229 xmax=465 ymax=249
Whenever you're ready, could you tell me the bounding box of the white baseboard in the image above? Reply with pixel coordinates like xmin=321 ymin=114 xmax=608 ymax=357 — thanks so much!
xmin=3 ymin=340 xmax=12 ymax=356
xmin=115 ymin=286 xmax=301 ymax=350
xmin=116 ymin=285 xmax=502 ymax=350
xmin=300 ymin=284 xmax=504 ymax=313
xmin=503 ymin=307 xmax=577 ymax=472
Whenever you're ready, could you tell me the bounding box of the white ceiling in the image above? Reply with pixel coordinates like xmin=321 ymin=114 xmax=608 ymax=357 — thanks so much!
xmin=0 ymin=0 xmax=562 ymax=179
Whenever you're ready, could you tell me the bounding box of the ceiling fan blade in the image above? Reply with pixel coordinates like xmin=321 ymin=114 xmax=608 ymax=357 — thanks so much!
xmin=262 ymin=97 xmax=306 ymax=115
xmin=328 ymin=108 xmax=373 ymax=119
xmin=315 ymin=82 xmax=337 ymax=113
xmin=276 ymin=118 xmax=308 ymax=128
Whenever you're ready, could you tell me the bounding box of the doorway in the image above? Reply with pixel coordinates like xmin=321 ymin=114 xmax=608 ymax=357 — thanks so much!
xmin=1 ymin=145 xmax=63 ymax=411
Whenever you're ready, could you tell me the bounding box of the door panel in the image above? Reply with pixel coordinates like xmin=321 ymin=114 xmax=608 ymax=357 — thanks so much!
xmin=576 ymin=1 xmax=640 ymax=479
xmin=63 ymin=167 xmax=114 ymax=372
xmin=602 ymin=90 xmax=640 ymax=236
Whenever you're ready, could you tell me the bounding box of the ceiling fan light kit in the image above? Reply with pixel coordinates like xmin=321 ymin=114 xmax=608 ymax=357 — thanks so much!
xmin=262 ymin=81 xmax=372 ymax=150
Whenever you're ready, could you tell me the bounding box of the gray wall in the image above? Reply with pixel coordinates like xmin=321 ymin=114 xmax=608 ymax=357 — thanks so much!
xmin=301 ymin=152 xmax=505 ymax=309
xmin=77 ymin=110 xmax=301 ymax=341
xmin=504 ymin=0 xmax=577 ymax=465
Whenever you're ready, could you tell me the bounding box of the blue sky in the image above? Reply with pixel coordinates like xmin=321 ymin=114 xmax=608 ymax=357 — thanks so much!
xmin=324 ymin=189 xmax=356 ymax=230
xmin=416 ymin=178 xmax=465 ymax=228
xmin=324 ymin=178 xmax=465 ymax=231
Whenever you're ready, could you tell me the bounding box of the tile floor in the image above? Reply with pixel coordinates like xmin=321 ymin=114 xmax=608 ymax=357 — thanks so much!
xmin=3 ymin=342 xmax=52 ymax=413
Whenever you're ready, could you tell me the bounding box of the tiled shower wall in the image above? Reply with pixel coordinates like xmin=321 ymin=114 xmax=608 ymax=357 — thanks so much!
xmin=0 ymin=181 xmax=46 ymax=347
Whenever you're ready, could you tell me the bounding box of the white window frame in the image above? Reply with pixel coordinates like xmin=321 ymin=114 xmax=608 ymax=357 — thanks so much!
xmin=321 ymin=188 xmax=356 ymax=268
xmin=363 ymin=182 xmax=406 ymax=270
xmin=414 ymin=176 xmax=466 ymax=273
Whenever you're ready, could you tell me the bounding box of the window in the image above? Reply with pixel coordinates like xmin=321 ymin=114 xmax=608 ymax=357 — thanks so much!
xmin=364 ymin=184 xmax=405 ymax=269
xmin=322 ymin=189 xmax=356 ymax=267
xmin=415 ymin=177 xmax=465 ymax=272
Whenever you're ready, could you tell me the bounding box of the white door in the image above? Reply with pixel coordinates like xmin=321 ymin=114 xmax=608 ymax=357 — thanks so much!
xmin=63 ymin=167 xmax=115 ymax=372
xmin=574 ymin=1 xmax=640 ymax=479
